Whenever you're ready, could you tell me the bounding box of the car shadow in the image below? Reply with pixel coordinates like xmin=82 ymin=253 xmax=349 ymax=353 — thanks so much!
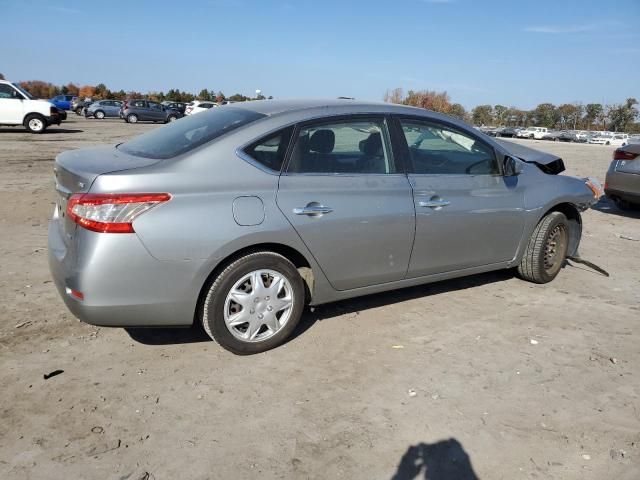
xmin=126 ymin=270 xmax=515 ymax=346
xmin=289 ymin=269 xmax=515 ymax=342
xmin=0 ymin=127 xmax=83 ymax=134
xmin=591 ymin=197 xmax=640 ymax=219
xmin=391 ymin=438 xmax=479 ymax=480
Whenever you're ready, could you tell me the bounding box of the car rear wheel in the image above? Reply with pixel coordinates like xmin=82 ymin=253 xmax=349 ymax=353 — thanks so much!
xmin=126 ymin=114 xmax=138 ymax=123
xmin=75 ymin=107 xmax=83 ymax=115
xmin=24 ymin=114 xmax=47 ymax=134
xmin=167 ymin=115 xmax=177 ymax=123
xmin=517 ymin=212 xmax=569 ymax=284
xmin=95 ymin=110 xmax=105 ymax=119
xmin=200 ymin=251 xmax=305 ymax=354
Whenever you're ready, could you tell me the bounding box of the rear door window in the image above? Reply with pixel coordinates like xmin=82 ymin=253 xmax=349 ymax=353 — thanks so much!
xmin=243 ymin=127 xmax=294 ymax=172
xmin=286 ymin=118 xmax=396 ymax=174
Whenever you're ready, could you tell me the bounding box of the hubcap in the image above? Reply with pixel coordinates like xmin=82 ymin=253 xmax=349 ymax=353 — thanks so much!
xmin=29 ymin=118 xmax=44 ymax=131
xmin=223 ymin=269 xmax=294 ymax=343
xmin=543 ymin=224 xmax=567 ymax=274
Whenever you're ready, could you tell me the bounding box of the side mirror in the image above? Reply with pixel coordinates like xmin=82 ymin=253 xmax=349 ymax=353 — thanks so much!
xmin=503 ymin=156 xmax=522 ymax=176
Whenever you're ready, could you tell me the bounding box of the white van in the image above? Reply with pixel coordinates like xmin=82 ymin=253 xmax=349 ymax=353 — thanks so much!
xmin=0 ymin=79 xmax=62 ymax=133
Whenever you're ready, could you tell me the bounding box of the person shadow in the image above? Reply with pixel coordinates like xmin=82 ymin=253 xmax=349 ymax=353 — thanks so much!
xmin=391 ymin=438 xmax=479 ymax=480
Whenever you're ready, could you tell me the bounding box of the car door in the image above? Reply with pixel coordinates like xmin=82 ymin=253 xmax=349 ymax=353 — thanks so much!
xmin=395 ymin=116 xmax=526 ymax=277
xmin=0 ymin=83 xmax=25 ymax=124
xmin=147 ymin=102 xmax=164 ymax=121
xmin=276 ymin=115 xmax=415 ymax=291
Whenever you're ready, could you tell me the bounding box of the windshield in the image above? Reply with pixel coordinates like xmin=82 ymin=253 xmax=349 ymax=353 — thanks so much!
xmin=118 ymin=107 xmax=265 ymax=159
xmin=12 ymin=83 xmax=34 ymax=99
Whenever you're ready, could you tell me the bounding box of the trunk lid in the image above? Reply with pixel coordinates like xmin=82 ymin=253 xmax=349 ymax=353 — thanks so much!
xmin=53 ymin=146 xmax=162 ymax=239
xmin=615 ymin=145 xmax=640 ymax=175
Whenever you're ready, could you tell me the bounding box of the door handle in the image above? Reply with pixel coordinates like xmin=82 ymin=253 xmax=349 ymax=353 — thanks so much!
xmin=418 ymin=199 xmax=450 ymax=208
xmin=293 ymin=205 xmax=333 ymax=216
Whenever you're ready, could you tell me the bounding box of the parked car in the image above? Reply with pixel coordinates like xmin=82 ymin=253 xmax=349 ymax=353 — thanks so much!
xmin=185 ymin=100 xmax=217 ymax=115
xmin=0 ymin=79 xmax=63 ymax=133
xmin=119 ymin=99 xmax=182 ymax=123
xmin=48 ymin=100 xmax=600 ymax=354
xmin=494 ymin=127 xmax=522 ymax=138
xmin=607 ymin=133 xmax=629 ymax=147
xmin=49 ymin=94 xmax=75 ymax=110
xmin=161 ymin=101 xmax=188 ymax=115
xmin=605 ymin=144 xmax=640 ymax=210
xmin=542 ymin=130 xmax=564 ymax=142
xmin=72 ymin=97 xmax=93 ymax=115
xmin=517 ymin=127 xmax=548 ymax=139
xmin=85 ymin=100 xmax=123 ymax=119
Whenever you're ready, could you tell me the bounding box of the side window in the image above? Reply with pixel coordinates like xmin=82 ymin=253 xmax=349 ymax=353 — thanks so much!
xmin=287 ymin=118 xmax=395 ymax=174
xmin=0 ymin=84 xmax=18 ymax=99
xmin=149 ymin=102 xmax=161 ymax=110
xmin=132 ymin=100 xmax=145 ymax=108
xmin=400 ymin=119 xmax=499 ymax=175
xmin=243 ymin=127 xmax=294 ymax=172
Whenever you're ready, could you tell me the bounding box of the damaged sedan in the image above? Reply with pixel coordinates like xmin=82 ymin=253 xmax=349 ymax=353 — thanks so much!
xmin=48 ymin=99 xmax=601 ymax=354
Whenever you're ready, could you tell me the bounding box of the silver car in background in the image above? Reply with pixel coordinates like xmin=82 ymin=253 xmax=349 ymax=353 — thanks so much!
xmin=85 ymin=100 xmax=123 ymax=119
xmin=48 ymin=100 xmax=599 ymax=354
xmin=605 ymin=144 xmax=640 ymax=210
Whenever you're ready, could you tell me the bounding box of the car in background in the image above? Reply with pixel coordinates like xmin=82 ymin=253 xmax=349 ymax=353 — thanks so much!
xmin=161 ymin=101 xmax=188 ymax=115
xmin=605 ymin=144 xmax=640 ymax=210
xmin=185 ymin=100 xmax=217 ymax=116
xmin=608 ymin=134 xmax=630 ymax=147
xmin=0 ymin=79 xmax=63 ymax=133
xmin=517 ymin=126 xmax=548 ymax=139
xmin=49 ymin=94 xmax=75 ymax=110
xmin=72 ymin=97 xmax=94 ymax=115
xmin=494 ymin=127 xmax=522 ymax=138
xmin=85 ymin=100 xmax=123 ymax=119
xmin=119 ymin=99 xmax=183 ymax=124
xmin=48 ymin=99 xmax=600 ymax=354
xmin=542 ymin=130 xmax=564 ymax=142
xmin=628 ymin=134 xmax=640 ymax=145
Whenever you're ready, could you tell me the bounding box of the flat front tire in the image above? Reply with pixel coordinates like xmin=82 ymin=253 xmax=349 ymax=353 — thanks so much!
xmin=200 ymin=252 xmax=305 ymax=354
xmin=517 ymin=212 xmax=569 ymax=284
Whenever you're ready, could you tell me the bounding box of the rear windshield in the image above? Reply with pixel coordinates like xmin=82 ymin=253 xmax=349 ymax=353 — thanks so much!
xmin=118 ymin=107 xmax=265 ymax=159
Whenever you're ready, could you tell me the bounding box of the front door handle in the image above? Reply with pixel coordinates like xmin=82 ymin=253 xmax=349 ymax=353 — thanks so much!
xmin=293 ymin=204 xmax=333 ymax=216
xmin=418 ymin=199 xmax=450 ymax=209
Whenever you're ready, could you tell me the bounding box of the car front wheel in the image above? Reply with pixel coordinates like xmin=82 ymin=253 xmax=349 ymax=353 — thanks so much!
xmin=517 ymin=212 xmax=569 ymax=284
xmin=24 ymin=114 xmax=47 ymax=133
xmin=200 ymin=252 xmax=305 ymax=354
xmin=126 ymin=114 xmax=138 ymax=123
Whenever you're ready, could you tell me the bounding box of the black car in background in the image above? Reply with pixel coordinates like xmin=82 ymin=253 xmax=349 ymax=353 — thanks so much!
xmin=119 ymin=99 xmax=183 ymax=123
xmin=161 ymin=101 xmax=188 ymax=115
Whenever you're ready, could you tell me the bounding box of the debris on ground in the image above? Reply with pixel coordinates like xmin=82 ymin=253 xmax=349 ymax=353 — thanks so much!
xmin=91 ymin=426 xmax=104 ymax=434
xmin=15 ymin=321 xmax=32 ymax=329
xmin=610 ymin=449 xmax=626 ymax=460
xmin=610 ymin=357 xmax=618 ymax=364
xmin=617 ymin=234 xmax=639 ymax=242
xmin=43 ymin=370 xmax=64 ymax=380
xmin=407 ymin=389 xmax=417 ymax=397
xmin=582 ymin=454 xmax=591 ymax=460
xmin=530 ymin=339 xmax=539 ymax=345
xmin=391 ymin=345 xmax=404 ymax=349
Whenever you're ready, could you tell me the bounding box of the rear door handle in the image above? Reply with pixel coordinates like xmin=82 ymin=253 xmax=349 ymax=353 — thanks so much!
xmin=293 ymin=205 xmax=333 ymax=216
xmin=418 ymin=199 xmax=450 ymax=208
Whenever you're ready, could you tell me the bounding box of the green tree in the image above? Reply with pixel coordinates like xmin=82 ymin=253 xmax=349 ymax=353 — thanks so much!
xmin=584 ymin=104 xmax=603 ymax=130
xmin=472 ymin=105 xmax=494 ymax=125
xmin=532 ymin=103 xmax=560 ymax=128
xmin=493 ymin=105 xmax=508 ymax=125
xmin=608 ymin=98 xmax=639 ymax=132
xmin=448 ymin=103 xmax=467 ymax=121
xmin=197 ymin=89 xmax=212 ymax=101
xmin=0 ymin=73 xmax=5 ymax=80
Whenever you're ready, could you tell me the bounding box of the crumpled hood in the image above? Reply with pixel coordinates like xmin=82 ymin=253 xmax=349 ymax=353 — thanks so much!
xmin=496 ymin=139 xmax=565 ymax=174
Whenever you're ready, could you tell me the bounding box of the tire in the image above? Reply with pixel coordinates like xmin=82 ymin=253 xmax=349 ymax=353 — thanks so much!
xmin=605 ymin=141 xmax=610 ymax=146
xmin=126 ymin=114 xmax=138 ymax=123
xmin=517 ymin=212 xmax=570 ymax=284
xmin=75 ymin=107 xmax=83 ymax=115
xmin=167 ymin=115 xmax=177 ymax=123
xmin=24 ymin=114 xmax=47 ymax=134
xmin=95 ymin=110 xmax=105 ymax=119
xmin=200 ymin=251 xmax=305 ymax=354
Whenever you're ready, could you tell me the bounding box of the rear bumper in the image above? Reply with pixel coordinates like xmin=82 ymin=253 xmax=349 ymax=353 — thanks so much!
xmin=48 ymin=213 xmax=200 ymax=327
xmin=605 ymin=187 xmax=640 ymax=204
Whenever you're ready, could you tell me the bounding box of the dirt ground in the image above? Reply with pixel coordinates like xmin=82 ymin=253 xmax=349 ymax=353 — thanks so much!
xmin=0 ymin=116 xmax=638 ymax=480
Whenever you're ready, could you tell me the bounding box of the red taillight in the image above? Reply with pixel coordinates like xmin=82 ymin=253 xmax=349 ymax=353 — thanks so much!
xmin=67 ymin=193 xmax=171 ymax=233
xmin=613 ymin=150 xmax=639 ymax=160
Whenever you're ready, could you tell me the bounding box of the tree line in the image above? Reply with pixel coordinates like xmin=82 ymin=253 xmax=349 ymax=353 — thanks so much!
xmin=2 ymin=76 xmax=270 ymax=105
xmin=385 ymin=87 xmax=640 ymax=133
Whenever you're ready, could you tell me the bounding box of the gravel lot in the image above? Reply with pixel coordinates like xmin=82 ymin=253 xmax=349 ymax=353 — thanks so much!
xmin=0 ymin=116 xmax=638 ymax=480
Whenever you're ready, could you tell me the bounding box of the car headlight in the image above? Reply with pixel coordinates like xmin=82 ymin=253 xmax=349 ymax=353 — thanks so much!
xmin=585 ymin=177 xmax=603 ymax=199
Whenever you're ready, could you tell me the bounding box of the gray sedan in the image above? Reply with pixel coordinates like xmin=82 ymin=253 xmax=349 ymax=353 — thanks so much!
xmin=605 ymin=144 xmax=640 ymax=209
xmin=85 ymin=100 xmax=123 ymax=119
xmin=48 ymin=100 xmax=599 ymax=354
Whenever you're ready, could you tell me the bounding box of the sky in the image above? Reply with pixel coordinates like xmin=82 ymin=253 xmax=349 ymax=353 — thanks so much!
xmin=2 ymin=0 xmax=639 ymax=109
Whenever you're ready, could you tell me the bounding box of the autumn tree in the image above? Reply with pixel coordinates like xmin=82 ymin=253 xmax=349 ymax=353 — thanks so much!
xmin=383 ymin=87 xmax=404 ymax=104
xmin=402 ymin=90 xmax=452 ymax=113
xmin=78 ymin=85 xmax=96 ymax=98
xmin=608 ymin=98 xmax=639 ymax=132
